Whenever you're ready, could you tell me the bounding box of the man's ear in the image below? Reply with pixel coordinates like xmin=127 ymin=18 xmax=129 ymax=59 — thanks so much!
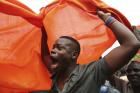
xmin=72 ymin=51 xmax=79 ymax=59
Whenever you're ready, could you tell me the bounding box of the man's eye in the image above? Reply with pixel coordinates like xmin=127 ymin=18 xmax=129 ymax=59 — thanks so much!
xmin=134 ymin=69 xmax=140 ymax=72
xmin=57 ymin=46 xmax=62 ymax=50
xmin=58 ymin=47 xmax=61 ymax=50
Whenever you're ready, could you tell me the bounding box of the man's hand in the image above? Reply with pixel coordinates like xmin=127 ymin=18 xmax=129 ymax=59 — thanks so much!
xmin=97 ymin=11 xmax=111 ymax=21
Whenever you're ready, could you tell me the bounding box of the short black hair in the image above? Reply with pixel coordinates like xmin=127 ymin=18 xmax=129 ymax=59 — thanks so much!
xmin=128 ymin=61 xmax=140 ymax=67
xmin=59 ymin=36 xmax=81 ymax=55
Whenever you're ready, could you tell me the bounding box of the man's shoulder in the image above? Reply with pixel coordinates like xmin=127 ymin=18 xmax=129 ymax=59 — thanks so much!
xmin=78 ymin=58 xmax=106 ymax=68
xmin=86 ymin=58 xmax=107 ymax=68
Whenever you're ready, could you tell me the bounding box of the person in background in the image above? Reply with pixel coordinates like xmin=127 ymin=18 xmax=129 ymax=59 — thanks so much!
xmin=109 ymin=55 xmax=140 ymax=93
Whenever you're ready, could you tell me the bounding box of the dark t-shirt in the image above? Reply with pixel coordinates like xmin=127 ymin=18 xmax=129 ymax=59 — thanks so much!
xmin=50 ymin=58 xmax=112 ymax=93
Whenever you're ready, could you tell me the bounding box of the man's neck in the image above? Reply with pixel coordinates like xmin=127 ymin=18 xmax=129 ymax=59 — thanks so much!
xmin=57 ymin=61 xmax=77 ymax=90
xmin=59 ymin=62 xmax=76 ymax=80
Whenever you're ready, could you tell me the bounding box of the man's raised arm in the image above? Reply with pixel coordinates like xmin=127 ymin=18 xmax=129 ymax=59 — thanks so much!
xmin=97 ymin=11 xmax=140 ymax=72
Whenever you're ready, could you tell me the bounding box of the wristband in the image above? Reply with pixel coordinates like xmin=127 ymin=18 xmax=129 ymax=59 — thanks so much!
xmin=105 ymin=16 xmax=117 ymax=26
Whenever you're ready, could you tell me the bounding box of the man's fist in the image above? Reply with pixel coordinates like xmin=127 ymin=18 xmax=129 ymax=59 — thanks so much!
xmin=97 ymin=11 xmax=111 ymax=21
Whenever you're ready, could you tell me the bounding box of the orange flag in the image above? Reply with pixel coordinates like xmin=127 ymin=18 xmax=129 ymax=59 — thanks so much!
xmin=0 ymin=0 xmax=132 ymax=92
xmin=0 ymin=0 xmax=51 ymax=92
xmin=43 ymin=0 xmax=132 ymax=64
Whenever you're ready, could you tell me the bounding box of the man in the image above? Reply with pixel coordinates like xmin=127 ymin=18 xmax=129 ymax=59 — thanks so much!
xmin=44 ymin=11 xmax=140 ymax=93
xmin=126 ymin=59 xmax=140 ymax=93
xmin=109 ymin=54 xmax=140 ymax=93
xmin=31 ymin=11 xmax=139 ymax=93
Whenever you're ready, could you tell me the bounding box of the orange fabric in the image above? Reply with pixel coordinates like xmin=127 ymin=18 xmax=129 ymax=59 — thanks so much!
xmin=43 ymin=0 xmax=131 ymax=64
xmin=0 ymin=0 xmax=43 ymax=27
xmin=0 ymin=0 xmax=132 ymax=92
xmin=0 ymin=0 xmax=51 ymax=92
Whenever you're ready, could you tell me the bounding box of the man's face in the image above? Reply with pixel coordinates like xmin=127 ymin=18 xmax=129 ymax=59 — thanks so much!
xmin=126 ymin=61 xmax=140 ymax=86
xmin=49 ymin=38 xmax=75 ymax=73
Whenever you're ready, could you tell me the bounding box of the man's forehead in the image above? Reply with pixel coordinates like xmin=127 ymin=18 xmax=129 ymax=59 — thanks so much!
xmin=128 ymin=61 xmax=140 ymax=68
xmin=55 ymin=38 xmax=73 ymax=45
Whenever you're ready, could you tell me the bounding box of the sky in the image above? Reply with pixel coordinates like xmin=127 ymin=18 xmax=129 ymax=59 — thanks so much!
xmin=18 ymin=0 xmax=140 ymax=56
xmin=18 ymin=0 xmax=140 ymax=25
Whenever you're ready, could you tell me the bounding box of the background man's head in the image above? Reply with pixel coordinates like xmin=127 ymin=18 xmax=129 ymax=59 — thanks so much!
xmin=126 ymin=60 xmax=140 ymax=87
